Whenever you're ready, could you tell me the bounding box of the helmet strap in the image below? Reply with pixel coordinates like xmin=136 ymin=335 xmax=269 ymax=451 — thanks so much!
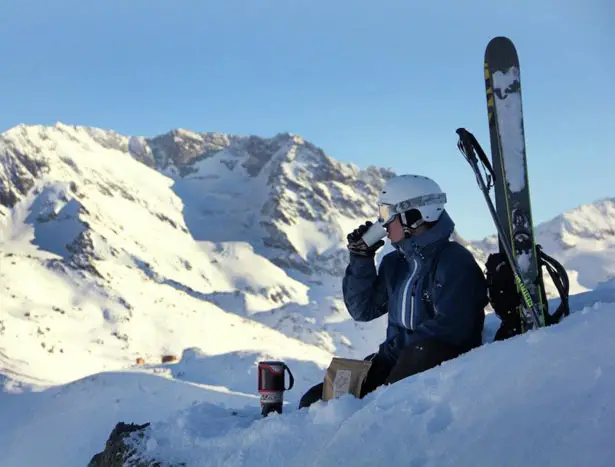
xmin=401 ymin=211 xmax=425 ymax=237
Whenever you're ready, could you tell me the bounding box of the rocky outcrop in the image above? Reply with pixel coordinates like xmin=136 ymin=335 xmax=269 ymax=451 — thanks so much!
xmin=0 ymin=135 xmax=50 ymax=208
xmin=88 ymin=422 xmax=153 ymax=467
xmin=88 ymin=421 xmax=187 ymax=467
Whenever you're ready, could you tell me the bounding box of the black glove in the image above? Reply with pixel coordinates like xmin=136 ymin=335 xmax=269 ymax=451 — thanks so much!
xmin=347 ymin=221 xmax=385 ymax=257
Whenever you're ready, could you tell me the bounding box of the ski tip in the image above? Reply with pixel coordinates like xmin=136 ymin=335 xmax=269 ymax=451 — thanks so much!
xmin=487 ymin=36 xmax=515 ymax=48
xmin=485 ymin=36 xmax=520 ymax=67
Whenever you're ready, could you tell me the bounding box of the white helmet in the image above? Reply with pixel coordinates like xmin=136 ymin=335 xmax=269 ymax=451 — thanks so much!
xmin=377 ymin=174 xmax=446 ymax=227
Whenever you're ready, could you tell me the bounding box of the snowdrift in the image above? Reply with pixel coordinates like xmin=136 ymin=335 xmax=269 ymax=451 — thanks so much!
xmin=82 ymin=300 xmax=615 ymax=467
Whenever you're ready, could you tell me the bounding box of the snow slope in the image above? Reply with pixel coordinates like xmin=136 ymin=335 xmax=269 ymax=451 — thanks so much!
xmin=0 ymin=295 xmax=612 ymax=467
xmin=0 ymin=347 xmax=330 ymax=467
xmin=120 ymin=301 xmax=614 ymax=467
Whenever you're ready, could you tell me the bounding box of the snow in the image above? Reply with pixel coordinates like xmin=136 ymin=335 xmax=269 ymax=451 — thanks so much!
xmin=1 ymin=298 xmax=613 ymax=467
xmin=517 ymin=250 xmax=531 ymax=273
xmin=282 ymin=217 xmax=338 ymax=260
xmin=0 ymin=122 xmax=614 ymax=467
xmin=493 ymin=66 xmax=526 ymax=193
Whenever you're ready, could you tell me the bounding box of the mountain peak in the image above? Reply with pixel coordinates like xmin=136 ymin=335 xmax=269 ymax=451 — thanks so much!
xmin=536 ymin=197 xmax=615 ymax=246
xmin=467 ymin=196 xmax=615 ymax=297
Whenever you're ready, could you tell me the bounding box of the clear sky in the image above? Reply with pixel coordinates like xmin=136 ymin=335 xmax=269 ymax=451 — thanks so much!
xmin=1 ymin=0 xmax=613 ymax=240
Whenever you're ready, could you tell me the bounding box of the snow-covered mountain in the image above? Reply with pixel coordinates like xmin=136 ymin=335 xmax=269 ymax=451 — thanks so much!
xmin=0 ymin=122 xmax=398 ymax=389
xmin=1 ymin=122 xmax=614 ymax=389
xmin=469 ymin=197 xmax=615 ymax=297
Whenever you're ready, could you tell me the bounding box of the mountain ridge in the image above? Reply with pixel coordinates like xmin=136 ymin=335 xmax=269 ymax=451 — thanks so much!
xmin=0 ymin=121 xmax=613 ymax=388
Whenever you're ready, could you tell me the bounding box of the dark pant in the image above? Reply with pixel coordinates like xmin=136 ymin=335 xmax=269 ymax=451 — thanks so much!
xmin=298 ymin=339 xmax=464 ymax=409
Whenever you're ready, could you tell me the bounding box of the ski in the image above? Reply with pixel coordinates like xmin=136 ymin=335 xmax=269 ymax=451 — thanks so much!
xmin=456 ymin=128 xmax=544 ymax=331
xmin=455 ymin=37 xmax=571 ymax=338
xmin=483 ymin=36 xmax=546 ymax=331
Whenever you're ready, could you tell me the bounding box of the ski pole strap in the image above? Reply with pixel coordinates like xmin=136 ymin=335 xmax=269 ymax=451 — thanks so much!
xmin=456 ymin=128 xmax=496 ymax=181
xmin=536 ymin=245 xmax=570 ymax=324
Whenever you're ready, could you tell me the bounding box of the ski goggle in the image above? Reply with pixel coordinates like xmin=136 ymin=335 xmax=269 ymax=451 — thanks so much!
xmin=378 ymin=204 xmax=397 ymax=226
xmin=377 ymin=193 xmax=447 ymax=227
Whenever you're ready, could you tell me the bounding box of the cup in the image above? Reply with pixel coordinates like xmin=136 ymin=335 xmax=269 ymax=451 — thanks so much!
xmin=361 ymin=221 xmax=387 ymax=247
xmin=257 ymin=361 xmax=294 ymax=416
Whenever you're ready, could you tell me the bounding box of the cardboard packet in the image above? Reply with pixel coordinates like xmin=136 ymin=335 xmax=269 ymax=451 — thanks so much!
xmin=322 ymin=357 xmax=373 ymax=401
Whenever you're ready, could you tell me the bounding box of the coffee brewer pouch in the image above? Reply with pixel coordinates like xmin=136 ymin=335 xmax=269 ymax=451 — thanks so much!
xmin=322 ymin=357 xmax=372 ymax=401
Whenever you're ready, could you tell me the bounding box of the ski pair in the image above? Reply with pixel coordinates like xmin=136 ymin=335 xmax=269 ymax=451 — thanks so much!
xmin=457 ymin=36 xmax=569 ymax=336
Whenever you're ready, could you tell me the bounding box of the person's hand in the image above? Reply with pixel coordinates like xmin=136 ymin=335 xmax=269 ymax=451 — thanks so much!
xmin=347 ymin=221 xmax=385 ymax=257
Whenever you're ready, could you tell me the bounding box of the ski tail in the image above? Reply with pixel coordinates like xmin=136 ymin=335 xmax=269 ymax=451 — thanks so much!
xmin=456 ymin=128 xmax=570 ymax=334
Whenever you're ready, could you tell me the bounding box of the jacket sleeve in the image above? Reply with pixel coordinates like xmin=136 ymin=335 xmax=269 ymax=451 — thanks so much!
xmin=342 ymin=253 xmax=390 ymax=322
xmin=412 ymin=246 xmax=488 ymax=347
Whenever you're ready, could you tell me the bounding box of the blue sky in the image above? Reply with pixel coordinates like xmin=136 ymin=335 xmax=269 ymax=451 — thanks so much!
xmin=1 ymin=0 xmax=613 ymax=240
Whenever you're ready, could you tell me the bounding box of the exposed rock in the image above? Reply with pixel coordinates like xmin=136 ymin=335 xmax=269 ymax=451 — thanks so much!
xmin=0 ymin=140 xmax=50 ymax=208
xmin=147 ymin=129 xmax=232 ymax=171
xmin=87 ymin=422 xmax=164 ymax=467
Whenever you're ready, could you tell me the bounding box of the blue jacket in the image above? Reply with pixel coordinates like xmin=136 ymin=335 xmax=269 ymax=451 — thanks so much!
xmin=342 ymin=210 xmax=487 ymax=363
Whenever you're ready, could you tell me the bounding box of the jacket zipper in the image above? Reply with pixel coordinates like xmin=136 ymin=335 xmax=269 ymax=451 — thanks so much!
xmin=410 ymin=282 xmax=417 ymax=330
xmin=400 ymin=257 xmax=418 ymax=329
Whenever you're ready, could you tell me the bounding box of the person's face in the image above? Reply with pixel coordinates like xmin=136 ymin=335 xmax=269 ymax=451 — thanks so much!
xmin=385 ymin=215 xmax=429 ymax=243
xmin=385 ymin=216 xmax=405 ymax=243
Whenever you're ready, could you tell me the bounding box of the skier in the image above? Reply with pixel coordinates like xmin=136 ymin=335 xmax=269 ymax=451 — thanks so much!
xmin=299 ymin=174 xmax=488 ymax=409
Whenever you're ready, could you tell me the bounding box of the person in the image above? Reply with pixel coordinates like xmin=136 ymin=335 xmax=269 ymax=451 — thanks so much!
xmin=299 ymin=174 xmax=488 ymax=409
